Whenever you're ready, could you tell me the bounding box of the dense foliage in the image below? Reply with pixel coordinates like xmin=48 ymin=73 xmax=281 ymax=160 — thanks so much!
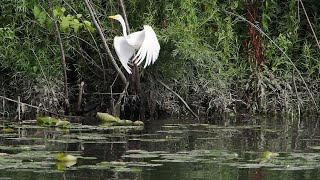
xmin=0 ymin=0 xmax=319 ymax=119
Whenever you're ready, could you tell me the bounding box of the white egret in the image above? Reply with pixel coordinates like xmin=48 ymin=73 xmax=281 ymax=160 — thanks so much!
xmin=108 ymin=14 xmax=160 ymax=74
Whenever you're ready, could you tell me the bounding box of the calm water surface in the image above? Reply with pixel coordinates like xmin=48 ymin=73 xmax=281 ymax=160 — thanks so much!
xmin=0 ymin=116 xmax=319 ymax=180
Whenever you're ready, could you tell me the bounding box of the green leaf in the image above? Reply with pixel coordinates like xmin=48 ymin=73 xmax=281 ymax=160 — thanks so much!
xmin=33 ymin=6 xmax=41 ymax=18
xmin=53 ymin=9 xmax=59 ymax=18
xmin=83 ymin=20 xmax=91 ymax=27
xmin=60 ymin=17 xmax=71 ymax=32
xmin=61 ymin=7 xmax=66 ymax=13
xmin=71 ymin=19 xmax=82 ymax=33
xmin=76 ymin=14 xmax=82 ymax=18
xmin=56 ymin=152 xmax=77 ymax=162
xmin=260 ymin=151 xmax=279 ymax=159
xmin=83 ymin=20 xmax=95 ymax=32
xmin=32 ymin=66 xmax=38 ymax=73
xmin=36 ymin=116 xmax=59 ymax=125
xmin=231 ymin=1 xmax=238 ymax=10
xmin=38 ymin=12 xmax=48 ymax=26
xmin=56 ymin=120 xmax=70 ymax=127
xmin=96 ymin=112 xmax=119 ymax=122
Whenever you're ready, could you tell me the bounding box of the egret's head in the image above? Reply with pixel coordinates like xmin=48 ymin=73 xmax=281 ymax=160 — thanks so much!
xmin=108 ymin=14 xmax=122 ymax=21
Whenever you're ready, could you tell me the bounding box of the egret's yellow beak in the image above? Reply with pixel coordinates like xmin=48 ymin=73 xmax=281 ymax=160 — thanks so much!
xmin=108 ymin=15 xmax=117 ymax=19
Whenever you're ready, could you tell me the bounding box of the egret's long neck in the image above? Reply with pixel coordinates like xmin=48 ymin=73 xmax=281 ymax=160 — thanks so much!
xmin=118 ymin=18 xmax=133 ymax=45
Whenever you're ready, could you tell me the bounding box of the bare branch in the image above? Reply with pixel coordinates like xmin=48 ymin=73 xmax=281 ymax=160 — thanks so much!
xmin=83 ymin=0 xmax=127 ymax=85
xmin=47 ymin=0 xmax=70 ymax=114
xmin=157 ymin=79 xmax=199 ymax=120
xmin=299 ymin=0 xmax=320 ymax=49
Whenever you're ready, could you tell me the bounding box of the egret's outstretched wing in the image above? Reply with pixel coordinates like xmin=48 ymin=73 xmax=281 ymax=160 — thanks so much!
xmin=133 ymin=25 xmax=160 ymax=68
xmin=113 ymin=36 xmax=135 ymax=74
xmin=127 ymin=30 xmax=144 ymax=49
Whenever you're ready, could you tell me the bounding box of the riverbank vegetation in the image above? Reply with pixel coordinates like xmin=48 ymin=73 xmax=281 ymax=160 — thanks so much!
xmin=0 ymin=0 xmax=319 ymax=120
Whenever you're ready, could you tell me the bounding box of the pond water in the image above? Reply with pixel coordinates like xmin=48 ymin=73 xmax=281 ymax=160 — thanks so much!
xmin=0 ymin=115 xmax=319 ymax=180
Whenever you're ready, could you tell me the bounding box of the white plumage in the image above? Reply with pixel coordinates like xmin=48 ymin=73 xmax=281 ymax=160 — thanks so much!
xmin=109 ymin=14 xmax=160 ymax=74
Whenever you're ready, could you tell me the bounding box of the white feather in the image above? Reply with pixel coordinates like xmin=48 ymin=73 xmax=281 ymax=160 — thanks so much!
xmin=133 ymin=25 xmax=160 ymax=69
xmin=113 ymin=36 xmax=135 ymax=74
xmin=110 ymin=15 xmax=160 ymax=74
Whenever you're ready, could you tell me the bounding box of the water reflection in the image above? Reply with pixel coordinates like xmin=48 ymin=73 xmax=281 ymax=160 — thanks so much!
xmin=0 ymin=115 xmax=318 ymax=180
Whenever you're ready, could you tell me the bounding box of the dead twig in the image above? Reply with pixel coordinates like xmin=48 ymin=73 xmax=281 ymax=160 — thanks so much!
xmin=299 ymin=0 xmax=320 ymax=49
xmin=157 ymin=79 xmax=199 ymax=121
xmin=76 ymin=81 xmax=85 ymax=113
xmin=0 ymin=95 xmax=62 ymax=117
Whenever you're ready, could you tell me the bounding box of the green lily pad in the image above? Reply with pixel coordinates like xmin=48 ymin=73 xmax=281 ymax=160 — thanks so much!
xmin=260 ymin=151 xmax=279 ymax=159
xmin=97 ymin=161 xmax=127 ymax=167
xmin=56 ymin=152 xmax=77 ymax=162
xmin=122 ymin=153 xmax=159 ymax=159
xmin=36 ymin=116 xmax=59 ymax=125
xmin=57 ymin=160 xmax=77 ymax=170
xmin=96 ymin=112 xmax=119 ymax=122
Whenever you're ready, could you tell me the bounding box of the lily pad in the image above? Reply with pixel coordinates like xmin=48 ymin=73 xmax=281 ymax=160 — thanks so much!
xmin=96 ymin=112 xmax=119 ymax=122
xmin=56 ymin=152 xmax=78 ymax=162
xmin=122 ymin=153 xmax=159 ymax=159
xmin=57 ymin=160 xmax=77 ymax=170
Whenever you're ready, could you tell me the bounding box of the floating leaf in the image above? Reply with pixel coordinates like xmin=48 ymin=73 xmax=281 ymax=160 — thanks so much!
xmin=36 ymin=116 xmax=59 ymax=126
xmin=133 ymin=121 xmax=144 ymax=126
xmin=96 ymin=112 xmax=119 ymax=122
xmin=2 ymin=128 xmax=14 ymax=133
xmin=97 ymin=161 xmax=127 ymax=167
xmin=57 ymin=160 xmax=77 ymax=171
xmin=56 ymin=152 xmax=77 ymax=162
xmin=55 ymin=120 xmax=70 ymax=127
xmin=259 ymin=151 xmax=279 ymax=163
xmin=114 ymin=120 xmax=133 ymax=126
xmin=260 ymin=151 xmax=279 ymax=159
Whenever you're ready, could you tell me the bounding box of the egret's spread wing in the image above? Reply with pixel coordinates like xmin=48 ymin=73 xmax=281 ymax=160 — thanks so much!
xmin=113 ymin=36 xmax=135 ymax=74
xmin=133 ymin=25 xmax=160 ymax=68
xmin=128 ymin=30 xmax=145 ymax=49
